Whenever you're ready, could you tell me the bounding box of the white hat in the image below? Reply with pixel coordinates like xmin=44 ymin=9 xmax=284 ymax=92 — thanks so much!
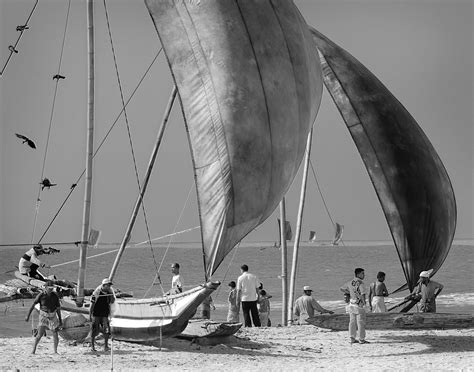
xmin=419 ymin=269 xmax=433 ymax=278
xmin=102 ymin=278 xmax=113 ymax=285
xmin=303 ymin=285 xmax=312 ymax=291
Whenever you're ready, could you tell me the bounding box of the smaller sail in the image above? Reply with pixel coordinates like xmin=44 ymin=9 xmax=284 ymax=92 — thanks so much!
xmin=277 ymin=219 xmax=293 ymax=242
xmin=88 ymin=229 xmax=101 ymax=248
xmin=309 ymin=231 xmax=317 ymax=242
xmin=332 ymin=223 xmax=344 ymax=245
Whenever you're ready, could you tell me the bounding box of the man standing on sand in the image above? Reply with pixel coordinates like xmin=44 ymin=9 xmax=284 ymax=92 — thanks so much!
xmin=236 ymin=264 xmax=261 ymax=327
xmin=89 ymin=278 xmax=115 ymax=352
xmin=369 ymin=271 xmax=389 ymax=312
xmin=341 ymin=268 xmax=369 ymax=344
xmin=293 ymin=286 xmax=334 ymax=325
xmin=406 ymin=269 xmax=443 ymax=313
xmin=25 ymin=280 xmax=62 ymax=354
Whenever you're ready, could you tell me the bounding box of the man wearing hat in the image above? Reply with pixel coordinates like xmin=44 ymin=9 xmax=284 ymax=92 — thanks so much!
xmin=406 ymin=269 xmax=443 ymax=313
xmin=293 ymin=285 xmax=334 ymax=325
xmin=89 ymin=278 xmax=116 ymax=352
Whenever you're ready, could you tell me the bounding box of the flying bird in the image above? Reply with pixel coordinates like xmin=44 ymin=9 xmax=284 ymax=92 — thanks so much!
xmin=15 ymin=133 xmax=36 ymax=149
xmin=40 ymin=178 xmax=57 ymax=190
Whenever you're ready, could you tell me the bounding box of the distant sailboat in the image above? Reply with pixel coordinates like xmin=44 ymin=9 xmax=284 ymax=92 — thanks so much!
xmin=308 ymin=231 xmax=317 ymax=243
xmin=332 ymin=223 xmax=344 ymax=246
xmin=276 ymin=219 xmax=293 ymax=248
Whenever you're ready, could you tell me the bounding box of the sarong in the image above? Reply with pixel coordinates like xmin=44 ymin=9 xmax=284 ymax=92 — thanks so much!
xmin=371 ymin=296 xmax=386 ymax=312
xmin=38 ymin=309 xmax=60 ymax=330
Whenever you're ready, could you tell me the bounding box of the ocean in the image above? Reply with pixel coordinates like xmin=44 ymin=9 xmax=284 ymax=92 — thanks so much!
xmin=1 ymin=242 xmax=473 ymax=337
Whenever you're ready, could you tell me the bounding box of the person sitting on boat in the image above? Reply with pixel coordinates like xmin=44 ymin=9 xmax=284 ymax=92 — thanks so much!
xmin=406 ymin=269 xmax=443 ymax=313
xmin=25 ymin=280 xmax=63 ymax=354
xmin=293 ymin=286 xmax=333 ymax=325
xmin=368 ymin=271 xmax=389 ymax=312
xmin=170 ymin=263 xmax=183 ymax=294
xmin=19 ymin=244 xmax=50 ymax=280
xmin=89 ymin=278 xmax=116 ymax=352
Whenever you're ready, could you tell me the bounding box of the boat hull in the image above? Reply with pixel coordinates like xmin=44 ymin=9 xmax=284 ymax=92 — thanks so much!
xmin=110 ymin=281 xmax=220 ymax=342
xmin=306 ymin=312 xmax=474 ymax=331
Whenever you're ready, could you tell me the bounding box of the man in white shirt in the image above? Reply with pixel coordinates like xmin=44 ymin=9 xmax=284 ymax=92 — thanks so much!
xmin=236 ymin=264 xmax=261 ymax=327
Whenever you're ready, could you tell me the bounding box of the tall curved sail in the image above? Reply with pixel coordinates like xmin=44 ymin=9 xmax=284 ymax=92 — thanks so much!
xmin=145 ymin=0 xmax=323 ymax=277
xmin=310 ymin=27 xmax=456 ymax=290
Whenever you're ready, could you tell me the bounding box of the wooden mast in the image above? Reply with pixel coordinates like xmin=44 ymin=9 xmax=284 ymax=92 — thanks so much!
xmin=280 ymin=198 xmax=288 ymax=326
xmin=76 ymin=0 xmax=94 ymax=306
xmin=288 ymin=128 xmax=313 ymax=322
xmin=109 ymin=86 xmax=178 ymax=280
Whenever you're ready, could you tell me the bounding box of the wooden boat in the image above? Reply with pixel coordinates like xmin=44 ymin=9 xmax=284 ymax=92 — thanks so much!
xmin=306 ymin=312 xmax=474 ymax=331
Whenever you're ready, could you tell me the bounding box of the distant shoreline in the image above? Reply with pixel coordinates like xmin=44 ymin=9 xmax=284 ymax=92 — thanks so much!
xmin=92 ymin=239 xmax=474 ymax=249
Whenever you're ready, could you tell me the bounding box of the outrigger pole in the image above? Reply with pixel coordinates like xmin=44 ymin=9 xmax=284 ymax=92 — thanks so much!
xmin=279 ymin=198 xmax=288 ymax=326
xmin=287 ymin=128 xmax=313 ymax=323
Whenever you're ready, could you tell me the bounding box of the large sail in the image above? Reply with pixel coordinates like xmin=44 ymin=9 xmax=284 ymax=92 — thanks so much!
xmin=310 ymin=28 xmax=456 ymax=290
xmin=145 ymin=0 xmax=323 ymax=277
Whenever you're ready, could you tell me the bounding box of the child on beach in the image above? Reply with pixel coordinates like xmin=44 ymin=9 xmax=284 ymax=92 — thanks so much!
xmin=227 ymin=281 xmax=240 ymax=322
xmin=258 ymin=289 xmax=272 ymax=327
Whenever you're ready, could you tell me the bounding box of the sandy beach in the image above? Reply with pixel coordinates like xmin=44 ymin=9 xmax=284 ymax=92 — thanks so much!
xmin=1 ymin=325 xmax=473 ymax=371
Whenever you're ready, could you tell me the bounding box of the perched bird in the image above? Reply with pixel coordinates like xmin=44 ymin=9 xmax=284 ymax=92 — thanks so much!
xmin=15 ymin=133 xmax=36 ymax=149
xmin=40 ymin=178 xmax=57 ymax=190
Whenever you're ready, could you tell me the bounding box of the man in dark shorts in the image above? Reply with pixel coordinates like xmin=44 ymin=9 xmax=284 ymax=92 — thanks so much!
xmin=89 ymin=278 xmax=115 ymax=352
xmin=25 ymin=280 xmax=62 ymax=354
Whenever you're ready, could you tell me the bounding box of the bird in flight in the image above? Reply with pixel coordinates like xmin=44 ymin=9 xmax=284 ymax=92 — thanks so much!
xmin=15 ymin=133 xmax=36 ymax=149
xmin=40 ymin=178 xmax=57 ymax=190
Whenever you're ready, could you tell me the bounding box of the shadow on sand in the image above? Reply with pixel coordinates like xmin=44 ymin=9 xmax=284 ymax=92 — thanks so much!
xmin=377 ymin=333 xmax=474 ymax=357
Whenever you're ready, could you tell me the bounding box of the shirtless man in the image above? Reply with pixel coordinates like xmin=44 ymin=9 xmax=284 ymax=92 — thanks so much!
xmin=368 ymin=271 xmax=389 ymax=312
xmin=25 ymin=281 xmax=62 ymax=354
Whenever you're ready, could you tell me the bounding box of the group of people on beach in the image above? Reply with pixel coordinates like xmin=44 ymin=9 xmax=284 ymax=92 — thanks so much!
xmin=340 ymin=267 xmax=443 ymax=344
xmin=20 ymin=245 xmax=444 ymax=353
xmin=226 ymin=263 xmax=444 ymax=345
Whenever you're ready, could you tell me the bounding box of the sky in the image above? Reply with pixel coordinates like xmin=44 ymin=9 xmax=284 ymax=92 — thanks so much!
xmin=0 ymin=0 xmax=472 ymax=247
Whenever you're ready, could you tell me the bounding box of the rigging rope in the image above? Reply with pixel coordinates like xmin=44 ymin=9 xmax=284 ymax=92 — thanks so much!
xmin=143 ymin=181 xmax=196 ymax=298
xmin=36 ymin=48 xmax=163 ymax=243
xmin=0 ymin=0 xmax=39 ymax=77
xmin=31 ymin=0 xmax=72 ymax=245
xmin=308 ymin=159 xmax=346 ymax=248
xmin=102 ymin=0 xmax=158 ymax=280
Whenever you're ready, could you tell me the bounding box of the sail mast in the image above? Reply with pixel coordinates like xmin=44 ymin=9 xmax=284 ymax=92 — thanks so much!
xmin=279 ymin=198 xmax=288 ymax=326
xmin=77 ymin=0 xmax=94 ymax=305
xmin=109 ymin=86 xmax=178 ymax=280
xmin=288 ymin=129 xmax=313 ymax=322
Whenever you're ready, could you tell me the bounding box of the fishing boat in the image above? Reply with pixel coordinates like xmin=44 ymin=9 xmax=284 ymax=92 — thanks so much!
xmin=106 ymin=0 xmax=324 ymax=341
xmin=296 ymin=26 xmax=459 ymax=330
xmin=306 ymin=312 xmax=474 ymax=331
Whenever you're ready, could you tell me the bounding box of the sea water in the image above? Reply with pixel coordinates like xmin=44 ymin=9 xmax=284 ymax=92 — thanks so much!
xmin=1 ymin=242 xmax=472 ymax=337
